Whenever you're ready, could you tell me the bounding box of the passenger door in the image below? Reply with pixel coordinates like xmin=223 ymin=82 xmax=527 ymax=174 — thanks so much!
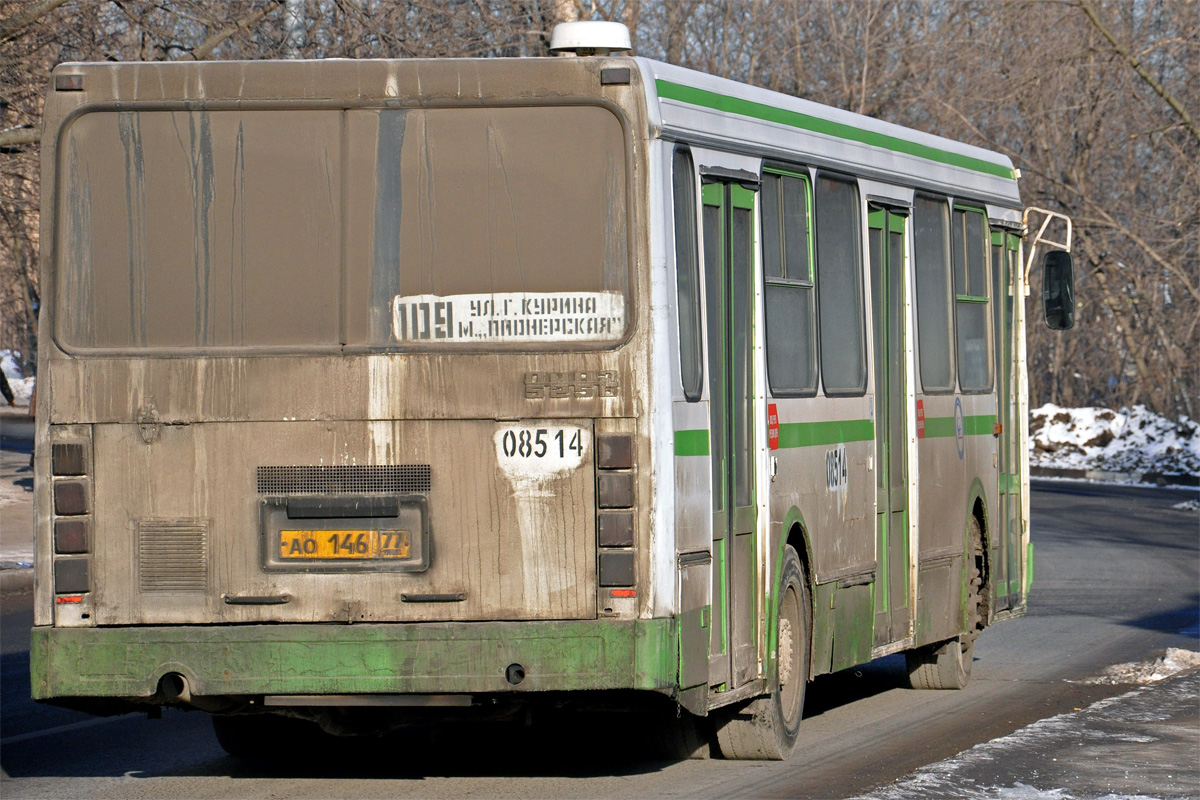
xmin=993 ymin=230 xmax=1024 ymax=610
xmin=701 ymin=179 xmax=759 ymax=690
xmin=868 ymin=207 xmax=913 ymax=646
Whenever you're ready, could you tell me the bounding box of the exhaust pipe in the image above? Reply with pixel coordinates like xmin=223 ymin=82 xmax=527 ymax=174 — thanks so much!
xmin=158 ymin=672 xmax=192 ymax=704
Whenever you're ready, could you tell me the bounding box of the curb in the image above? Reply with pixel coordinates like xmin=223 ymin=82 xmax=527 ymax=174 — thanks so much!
xmin=0 ymin=407 xmax=34 ymax=450
xmin=1030 ymin=466 xmax=1199 ymax=488
xmin=0 ymin=568 xmax=34 ymax=596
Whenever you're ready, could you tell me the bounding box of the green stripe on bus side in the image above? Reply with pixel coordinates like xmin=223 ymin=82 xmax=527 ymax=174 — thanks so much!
xmin=655 ymin=80 xmax=1016 ymax=180
xmin=777 ymin=419 xmax=875 ymax=449
xmin=923 ymin=414 xmax=997 ymax=438
xmin=675 ymin=419 xmax=873 ymax=455
xmin=675 ymin=429 xmax=710 ymax=456
xmin=964 ymin=414 xmax=997 ymax=435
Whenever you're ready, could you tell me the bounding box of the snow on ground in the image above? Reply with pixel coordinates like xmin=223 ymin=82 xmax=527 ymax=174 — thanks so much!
xmin=1080 ymin=648 xmax=1200 ymax=686
xmin=1030 ymin=404 xmax=1200 ymax=479
xmin=852 ymin=667 xmax=1200 ymax=800
xmin=0 ymin=349 xmax=34 ymax=406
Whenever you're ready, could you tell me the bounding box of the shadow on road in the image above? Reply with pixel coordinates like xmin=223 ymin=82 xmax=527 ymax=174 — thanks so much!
xmin=1 ymin=705 xmax=688 ymax=780
xmin=1 ymin=652 xmax=919 ymax=781
xmin=802 ymin=653 xmax=911 ymax=719
xmin=1123 ymin=594 xmax=1200 ymax=640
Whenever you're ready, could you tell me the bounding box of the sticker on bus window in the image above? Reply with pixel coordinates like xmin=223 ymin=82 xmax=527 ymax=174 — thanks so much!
xmin=392 ymin=291 xmax=625 ymax=343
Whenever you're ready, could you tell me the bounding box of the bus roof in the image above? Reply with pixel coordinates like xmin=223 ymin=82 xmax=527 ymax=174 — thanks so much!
xmin=636 ymin=58 xmax=1022 ymax=209
xmin=45 ymin=55 xmax=1022 ymax=209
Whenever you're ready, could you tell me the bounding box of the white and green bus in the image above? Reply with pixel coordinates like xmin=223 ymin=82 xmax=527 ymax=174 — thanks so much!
xmin=32 ymin=22 xmax=1073 ymax=759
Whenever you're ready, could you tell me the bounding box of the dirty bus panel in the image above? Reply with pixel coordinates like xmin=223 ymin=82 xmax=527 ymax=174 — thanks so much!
xmin=55 ymin=105 xmax=630 ymax=352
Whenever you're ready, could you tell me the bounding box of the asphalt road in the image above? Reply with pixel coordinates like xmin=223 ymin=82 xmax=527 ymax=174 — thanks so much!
xmin=1 ymin=479 xmax=1197 ymax=799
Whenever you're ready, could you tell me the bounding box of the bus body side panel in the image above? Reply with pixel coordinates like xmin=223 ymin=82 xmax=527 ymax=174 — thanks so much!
xmin=672 ymin=394 xmax=713 ymax=703
xmin=911 ymin=391 xmax=998 ymax=647
xmin=912 ymin=393 xmax=962 ymax=645
xmin=770 ymin=394 xmax=876 ymax=677
xmin=643 ymin=138 xmax=681 ymax=625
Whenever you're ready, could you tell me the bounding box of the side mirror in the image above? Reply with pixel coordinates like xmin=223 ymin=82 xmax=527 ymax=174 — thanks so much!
xmin=1042 ymin=250 xmax=1075 ymax=330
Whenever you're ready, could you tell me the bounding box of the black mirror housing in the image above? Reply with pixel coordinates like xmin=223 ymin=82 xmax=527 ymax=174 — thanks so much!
xmin=1042 ymin=250 xmax=1075 ymax=330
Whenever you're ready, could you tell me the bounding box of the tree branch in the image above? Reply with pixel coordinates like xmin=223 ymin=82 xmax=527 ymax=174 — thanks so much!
xmin=1077 ymin=0 xmax=1200 ymax=145
xmin=0 ymin=0 xmax=76 ymax=42
xmin=0 ymin=128 xmax=41 ymax=149
xmin=177 ymin=0 xmax=285 ymax=61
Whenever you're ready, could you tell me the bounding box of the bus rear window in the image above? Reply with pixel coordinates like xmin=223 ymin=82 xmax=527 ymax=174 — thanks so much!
xmin=55 ymin=106 xmax=630 ymax=351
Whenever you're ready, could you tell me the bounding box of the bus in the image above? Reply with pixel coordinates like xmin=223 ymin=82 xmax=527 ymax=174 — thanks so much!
xmin=31 ymin=21 xmax=1074 ymax=760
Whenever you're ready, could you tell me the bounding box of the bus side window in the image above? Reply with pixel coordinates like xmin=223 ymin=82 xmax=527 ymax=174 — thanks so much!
xmin=913 ymin=196 xmax=955 ymax=392
xmin=953 ymin=207 xmax=992 ymax=391
xmin=672 ymin=147 xmax=703 ymax=401
xmin=762 ymin=170 xmax=817 ymax=396
xmin=814 ymin=175 xmax=866 ymax=396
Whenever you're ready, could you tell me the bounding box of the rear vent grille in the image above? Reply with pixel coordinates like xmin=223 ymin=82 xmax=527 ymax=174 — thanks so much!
xmin=256 ymin=465 xmax=432 ymax=494
xmin=138 ymin=520 xmax=208 ymax=593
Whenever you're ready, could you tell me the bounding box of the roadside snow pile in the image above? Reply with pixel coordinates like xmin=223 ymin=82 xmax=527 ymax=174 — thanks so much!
xmin=1081 ymin=648 xmax=1200 ymax=685
xmin=1030 ymin=403 xmax=1200 ymax=478
xmin=0 ymin=350 xmax=34 ymax=406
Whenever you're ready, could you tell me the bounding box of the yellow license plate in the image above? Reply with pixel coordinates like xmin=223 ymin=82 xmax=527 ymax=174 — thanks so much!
xmin=279 ymin=529 xmax=410 ymax=560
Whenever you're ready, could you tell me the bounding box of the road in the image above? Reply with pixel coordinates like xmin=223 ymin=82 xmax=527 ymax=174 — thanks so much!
xmin=1 ymin=477 xmax=1197 ymax=799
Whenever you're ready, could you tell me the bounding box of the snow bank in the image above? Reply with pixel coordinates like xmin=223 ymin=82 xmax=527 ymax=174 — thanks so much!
xmin=1030 ymin=403 xmax=1200 ymax=479
xmin=1080 ymin=648 xmax=1200 ymax=685
xmin=0 ymin=350 xmax=34 ymax=407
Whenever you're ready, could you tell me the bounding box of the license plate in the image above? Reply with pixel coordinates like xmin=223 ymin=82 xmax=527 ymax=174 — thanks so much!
xmin=278 ymin=529 xmax=410 ymax=560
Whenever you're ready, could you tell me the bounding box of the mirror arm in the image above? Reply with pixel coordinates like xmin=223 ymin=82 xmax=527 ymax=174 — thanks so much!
xmin=1022 ymin=207 xmax=1073 ymax=286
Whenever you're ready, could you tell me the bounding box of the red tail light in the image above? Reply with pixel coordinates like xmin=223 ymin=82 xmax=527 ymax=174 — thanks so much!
xmin=51 ymin=438 xmax=92 ymax=596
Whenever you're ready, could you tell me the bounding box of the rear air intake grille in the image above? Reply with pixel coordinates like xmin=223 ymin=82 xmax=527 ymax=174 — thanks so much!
xmin=138 ymin=521 xmax=207 ymax=592
xmin=256 ymin=465 xmax=431 ymax=494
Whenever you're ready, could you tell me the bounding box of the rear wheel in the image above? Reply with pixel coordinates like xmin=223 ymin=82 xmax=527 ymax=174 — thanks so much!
xmin=714 ymin=545 xmax=809 ymax=760
xmin=906 ymin=516 xmax=986 ymax=689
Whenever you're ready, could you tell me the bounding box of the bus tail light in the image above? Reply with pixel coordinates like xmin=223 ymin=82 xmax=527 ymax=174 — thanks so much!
xmin=597 ymin=511 xmax=633 ymax=546
xmin=53 ymin=481 xmax=89 ymax=515
xmin=596 ymin=434 xmax=634 ymax=588
xmin=597 ymin=474 xmax=633 ymax=508
xmin=597 ymin=434 xmax=633 ymax=469
xmin=51 ymin=439 xmax=92 ymax=596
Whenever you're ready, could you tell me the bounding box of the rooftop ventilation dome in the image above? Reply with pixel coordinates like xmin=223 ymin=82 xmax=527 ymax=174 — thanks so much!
xmin=548 ymin=21 xmax=632 ymax=56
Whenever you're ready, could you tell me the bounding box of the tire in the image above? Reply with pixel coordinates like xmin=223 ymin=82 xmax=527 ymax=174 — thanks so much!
xmin=906 ymin=516 xmax=986 ymax=690
xmin=211 ymin=713 xmax=322 ymax=759
xmin=714 ymin=545 xmax=810 ymax=760
xmin=650 ymin=710 xmax=710 ymax=760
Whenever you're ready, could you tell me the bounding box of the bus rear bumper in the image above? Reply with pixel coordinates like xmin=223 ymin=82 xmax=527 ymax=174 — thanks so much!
xmin=30 ymin=618 xmax=677 ymax=702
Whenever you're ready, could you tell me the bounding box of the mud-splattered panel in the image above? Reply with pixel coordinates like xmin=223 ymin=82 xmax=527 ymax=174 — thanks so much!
xmin=89 ymin=420 xmax=596 ymax=625
xmin=57 ymin=109 xmax=343 ymax=349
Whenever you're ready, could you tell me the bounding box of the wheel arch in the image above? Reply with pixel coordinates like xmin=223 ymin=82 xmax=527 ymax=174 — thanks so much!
xmin=965 ymin=478 xmax=991 ymax=591
xmin=772 ymin=507 xmax=815 ymax=681
xmin=965 ymin=478 xmax=992 ymax=627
